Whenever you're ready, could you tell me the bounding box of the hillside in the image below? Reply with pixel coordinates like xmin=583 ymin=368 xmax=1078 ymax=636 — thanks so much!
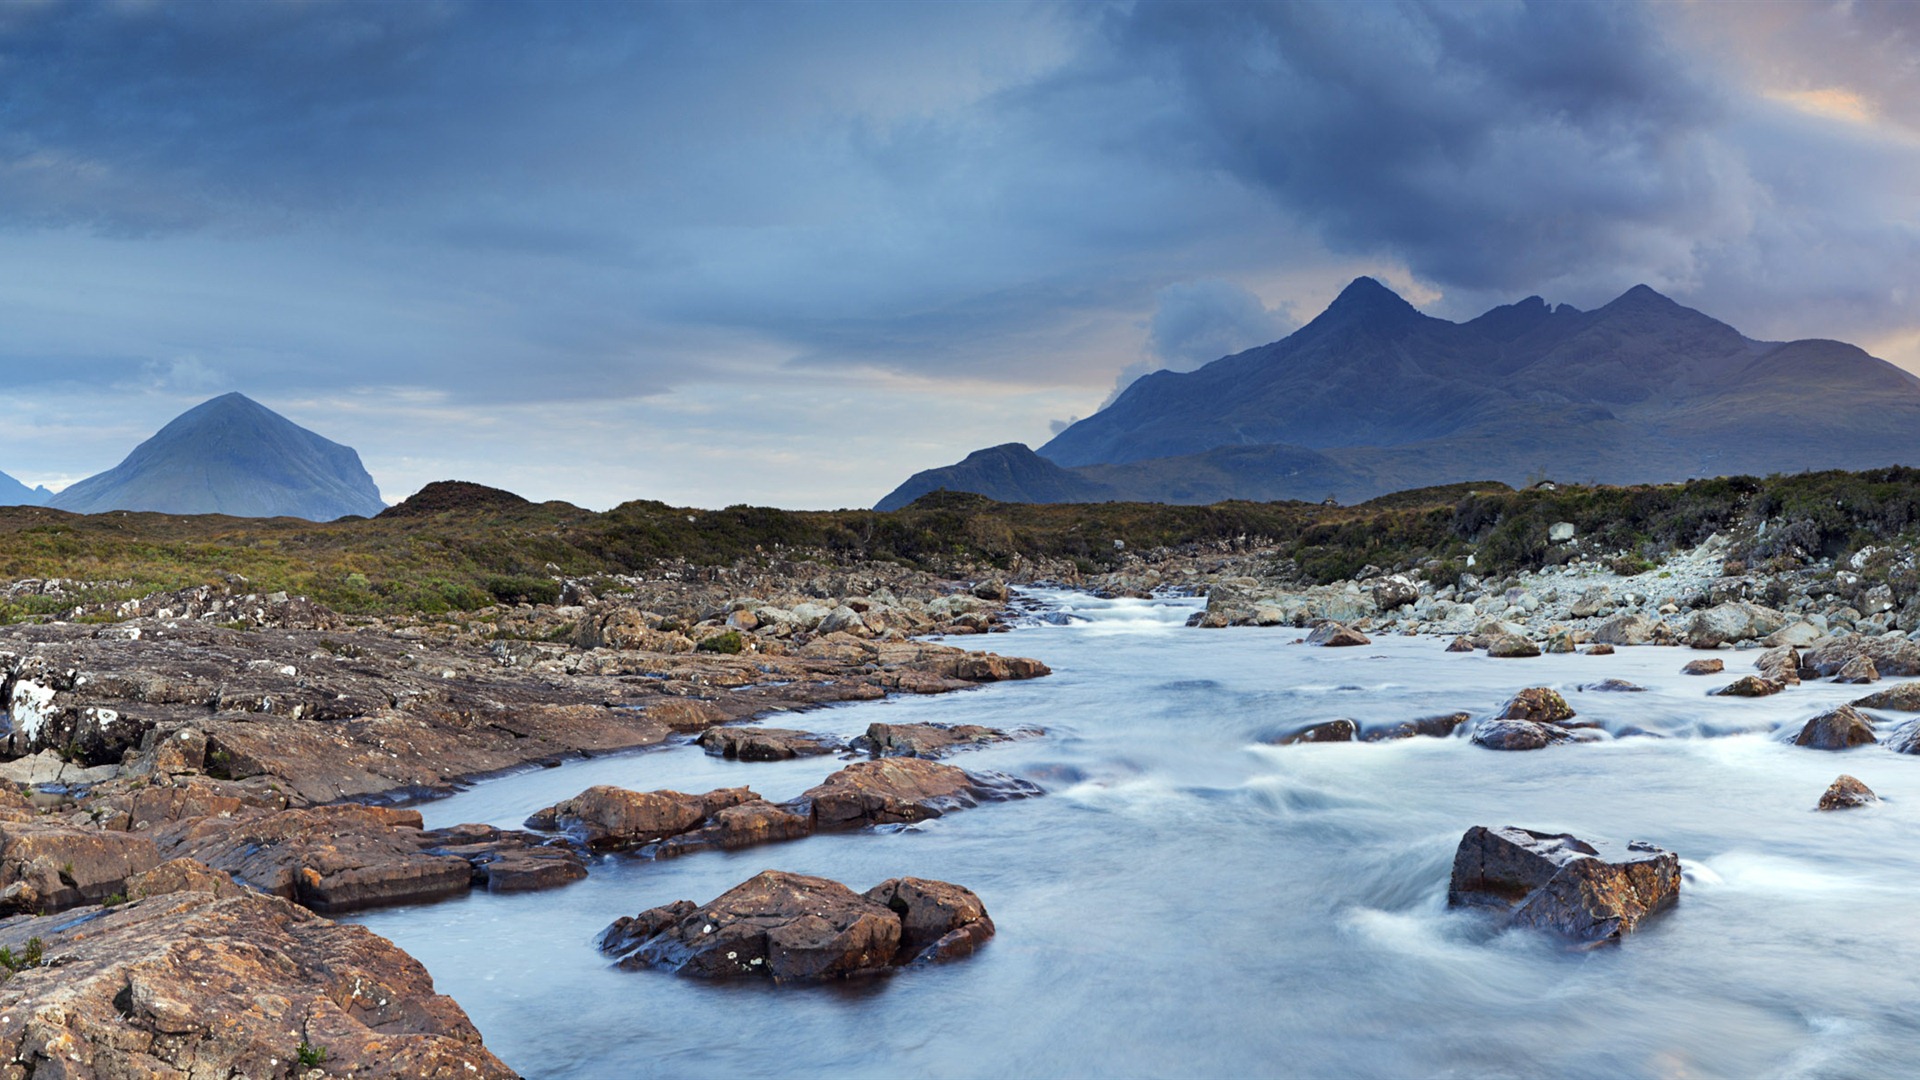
xmin=878 ymin=279 xmax=1920 ymax=508
xmin=48 ymin=393 xmax=385 ymax=521
xmin=0 ymin=470 xmax=51 ymax=508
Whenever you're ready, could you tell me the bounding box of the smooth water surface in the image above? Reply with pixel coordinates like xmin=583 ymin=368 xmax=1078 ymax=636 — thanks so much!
xmin=353 ymin=592 xmax=1920 ymax=1079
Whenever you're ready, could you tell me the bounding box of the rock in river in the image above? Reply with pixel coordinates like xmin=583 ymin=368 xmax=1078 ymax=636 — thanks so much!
xmin=598 ymin=870 xmax=993 ymax=981
xmin=1817 ymin=775 xmax=1878 ymax=811
xmin=1271 ymin=718 xmax=1358 ymax=745
xmin=1470 ymin=719 xmax=1574 ymax=751
xmin=1447 ymin=825 xmax=1680 ymax=946
xmin=698 ymin=726 xmax=842 ymax=761
xmin=1792 ymin=705 xmax=1878 ymax=750
xmin=1710 ymin=675 xmax=1783 ymax=698
xmin=1834 ymin=655 xmax=1880 ymax=685
xmin=1362 ymin=713 xmax=1471 ymax=742
xmin=801 ymin=759 xmax=1036 ymax=829
xmin=853 ymin=721 xmax=1024 ymax=759
xmin=1485 ymin=633 xmax=1541 ymax=659
xmin=1681 ymin=659 xmax=1724 ymax=676
xmin=1306 ymin=622 xmax=1371 ymax=647
xmin=1497 ymin=688 xmax=1574 ymax=724
xmin=526 ymin=785 xmax=761 ymax=851
xmin=1852 ymin=681 xmax=1920 ymax=712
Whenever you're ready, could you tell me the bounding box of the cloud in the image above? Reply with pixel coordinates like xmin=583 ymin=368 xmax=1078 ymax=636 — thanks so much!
xmin=1097 ymin=279 xmax=1296 ymax=407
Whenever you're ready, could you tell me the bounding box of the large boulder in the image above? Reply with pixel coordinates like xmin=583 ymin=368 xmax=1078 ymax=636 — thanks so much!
xmin=1762 ymin=621 xmax=1825 ymax=648
xmin=1803 ymin=635 xmax=1920 ymax=678
xmin=1834 ymin=656 xmax=1880 ymax=685
xmin=1497 ymin=688 xmax=1575 ymax=724
xmin=1852 ymin=681 xmax=1920 ymax=712
xmin=801 ymin=759 xmax=1023 ymax=829
xmin=1684 ymin=602 xmax=1789 ymax=648
xmin=1447 ymin=826 xmax=1680 ymax=945
xmin=1362 ymin=712 xmax=1472 ymax=742
xmin=1754 ymin=646 xmax=1804 ymax=686
xmin=1371 ymin=575 xmax=1419 ymax=611
xmin=1591 ymin=613 xmax=1658 ymax=646
xmin=598 ymin=870 xmax=993 ymax=981
xmin=1791 ymin=705 xmax=1878 ymax=750
xmin=1484 ymin=633 xmax=1541 ymax=658
xmin=524 ymin=785 xmax=758 ymax=851
xmin=1305 ymin=622 xmax=1371 ymax=647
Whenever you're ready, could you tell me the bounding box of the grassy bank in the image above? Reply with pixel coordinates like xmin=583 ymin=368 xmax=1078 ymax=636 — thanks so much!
xmin=3 ymin=469 xmax=1919 ymax=621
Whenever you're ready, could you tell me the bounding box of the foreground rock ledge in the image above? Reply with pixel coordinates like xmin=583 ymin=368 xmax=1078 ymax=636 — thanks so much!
xmin=0 ymin=859 xmax=513 ymax=1078
xmin=598 ymin=870 xmax=993 ymax=981
xmin=1447 ymin=825 xmax=1681 ymax=946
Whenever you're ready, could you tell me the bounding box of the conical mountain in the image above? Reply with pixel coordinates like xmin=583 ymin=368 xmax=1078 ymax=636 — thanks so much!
xmin=0 ymin=470 xmax=52 ymax=507
xmin=48 ymin=393 xmax=384 ymax=520
xmin=878 ymin=278 xmax=1920 ymax=509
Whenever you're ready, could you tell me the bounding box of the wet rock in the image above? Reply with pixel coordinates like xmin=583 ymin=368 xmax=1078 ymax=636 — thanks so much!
xmin=1592 ymin=613 xmax=1657 ymax=646
xmin=1306 ymin=622 xmax=1371 ymax=647
xmin=698 ymin=726 xmax=842 ymax=761
xmin=418 ymin=823 xmax=589 ymax=892
xmin=1762 ymin=620 xmax=1826 ymax=648
xmin=1834 ymin=655 xmax=1880 ymax=685
xmin=525 ymin=785 xmax=758 ymax=851
xmin=1710 ymin=676 xmax=1784 ymax=698
xmin=1681 ymin=659 xmax=1724 ymax=676
xmin=1446 ymin=636 xmax=1475 ymax=653
xmin=1884 ymin=719 xmax=1920 ymax=754
xmin=949 ymin=654 xmax=1051 ymax=681
xmin=1755 ymin=645 xmax=1804 ymax=686
xmin=1362 ymin=712 xmax=1471 ymax=742
xmin=1580 ymin=679 xmax=1645 ymax=692
xmin=1485 ymin=633 xmax=1541 ymax=658
xmin=802 ymin=759 xmax=1014 ymax=829
xmin=1852 ymin=681 xmax=1920 ymax=712
xmin=1497 ymin=687 xmax=1574 ymax=724
xmin=156 ymin=804 xmax=474 ymax=913
xmin=1470 ymin=720 xmax=1572 ymax=751
xmin=1271 ymin=719 xmax=1358 ymax=745
xmin=1804 ymin=635 xmax=1920 ymax=678
xmin=864 ymin=877 xmax=995 ymax=964
xmin=1817 ymin=775 xmax=1878 ymax=811
xmin=1792 ymin=705 xmax=1878 ymax=750
xmin=853 ymin=721 xmax=1024 ymax=759
xmin=1583 ymin=643 xmax=1615 ymax=656
xmin=599 ymin=870 xmax=905 ymax=981
xmin=0 ymin=820 xmax=161 ymax=914
xmin=0 ymin=886 xmax=512 ymax=1076
xmin=1544 ymin=629 xmax=1576 ymax=654
xmin=1447 ymin=825 xmax=1680 ymax=945
xmin=1685 ymin=602 xmax=1789 ymax=649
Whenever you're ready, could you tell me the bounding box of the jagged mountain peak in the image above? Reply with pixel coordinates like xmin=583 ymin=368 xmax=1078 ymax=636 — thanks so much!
xmin=1318 ymin=276 xmax=1422 ymax=322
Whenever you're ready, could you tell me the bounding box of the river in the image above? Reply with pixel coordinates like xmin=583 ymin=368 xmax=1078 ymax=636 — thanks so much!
xmin=352 ymin=591 xmax=1920 ymax=1078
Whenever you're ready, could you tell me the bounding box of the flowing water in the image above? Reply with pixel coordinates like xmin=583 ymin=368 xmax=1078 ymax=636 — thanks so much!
xmin=352 ymin=591 xmax=1920 ymax=1079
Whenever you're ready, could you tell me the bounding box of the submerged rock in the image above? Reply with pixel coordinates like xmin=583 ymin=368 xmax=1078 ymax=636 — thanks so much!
xmin=1447 ymin=825 xmax=1680 ymax=946
xmin=1362 ymin=713 xmax=1471 ymax=742
xmin=1710 ymin=676 xmax=1784 ymax=698
xmin=1497 ymin=687 xmax=1574 ymax=724
xmin=598 ymin=870 xmax=992 ymax=981
xmin=1470 ymin=719 xmax=1573 ymax=751
xmin=1306 ymin=622 xmax=1371 ymax=647
xmin=1446 ymin=635 xmax=1475 ymax=653
xmin=1792 ymin=705 xmax=1878 ymax=750
xmin=1681 ymin=659 xmax=1724 ymax=676
xmin=1271 ymin=718 xmax=1358 ymax=745
xmin=1817 ymin=775 xmax=1878 ymax=811
xmin=1580 ymin=679 xmax=1645 ymax=693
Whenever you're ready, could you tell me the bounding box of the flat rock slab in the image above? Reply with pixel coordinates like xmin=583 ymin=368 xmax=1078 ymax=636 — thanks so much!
xmin=0 ymin=820 xmax=160 ymax=914
xmin=697 ymin=726 xmax=842 ymax=761
xmin=418 ymin=823 xmax=589 ymax=892
xmin=525 ymin=785 xmax=758 ymax=851
xmin=800 ymin=759 xmax=1038 ymax=829
xmin=0 ymin=874 xmax=512 ymax=1077
xmin=1362 ymin=713 xmax=1471 ymax=742
xmin=854 ymin=721 xmax=1029 ymax=759
xmin=599 ymin=870 xmax=992 ymax=981
xmin=1448 ymin=825 xmax=1680 ymax=945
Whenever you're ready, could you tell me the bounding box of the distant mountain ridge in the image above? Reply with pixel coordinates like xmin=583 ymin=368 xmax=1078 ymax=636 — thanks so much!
xmin=878 ymin=279 xmax=1920 ymax=509
xmin=0 ymin=471 xmax=52 ymax=507
xmin=45 ymin=393 xmax=384 ymax=521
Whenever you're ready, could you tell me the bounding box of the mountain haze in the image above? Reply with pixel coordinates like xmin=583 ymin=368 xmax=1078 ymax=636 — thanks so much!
xmin=49 ymin=393 xmax=385 ymax=521
xmin=0 ymin=470 xmax=52 ymax=507
xmin=878 ymin=279 xmax=1920 ymax=509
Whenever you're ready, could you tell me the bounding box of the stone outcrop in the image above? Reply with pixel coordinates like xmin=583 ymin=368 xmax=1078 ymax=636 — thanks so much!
xmin=698 ymin=726 xmax=843 ymax=761
xmin=525 ymin=785 xmax=759 ymax=852
xmin=801 ymin=759 xmax=1035 ymax=829
xmin=417 ymin=823 xmax=589 ymax=892
xmin=1791 ymin=705 xmax=1878 ymax=749
xmin=1447 ymin=825 xmax=1680 ymax=946
xmin=852 ymin=721 xmax=1027 ymax=759
xmin=0 ymin=879 xmax=512 ymax=1077
xmin=1305 ymin=622 xmax=1370 ymax=647
xmin=1497 ymin=688 xmax=1574 ymax=724
xmin=598 ymin=870 xmax=992 ymax=981
xmin=1852 ymin=681 xmax=1920 ymax=712
xmin=1817 ymin=775 xmax=1878 ymax=810
xmin=0 ymin=819 xmax=160 ymax=914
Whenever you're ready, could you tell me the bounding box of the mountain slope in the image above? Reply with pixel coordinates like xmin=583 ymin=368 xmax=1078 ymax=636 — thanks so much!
xmin=0 ymin=471 xmax=51 ymax=507
xmin=880 ymin=279 xmax=1920 ymax=508
xmin=49 ymin=393 xmax=385 ymax=521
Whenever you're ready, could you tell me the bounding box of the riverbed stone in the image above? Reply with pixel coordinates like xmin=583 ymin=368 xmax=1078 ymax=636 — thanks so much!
xmin=853 ymin=721 xmax=1023 ymax=759
xmin=1470 ymin=719 xmax=1572 ymax=751
xmin=1834 ymin=656 xmax=1880 ymax=685
xmin=1497 ymin=688 xmax=1574 ymax=724
xmin=599 ymin=870 xmax=905 ymax=981
xmin=1803 ymin=635 xmax=1920 ymax=678
xmin=1817 ymin=775 xmax=1878 ymax=811
xmin=802 ymin=759 xmax=994 ymax=829
xmin=1592 ymin=614 xmax=1657 ymax=646
xmin=1852 ymin=681 xmax=1920 ymax=712
xmin=1271 ymin=719 xmax=1358 ymax=745
xmin=863 ymin=877 xmax=996 ymax=964
xmin=1710 ymin=675 xmax=1784 ymax=698
xmin=1685 ymin=602 xmax=1789 ymax=649
xmin=417 ymin=823 xmax=589 ymax=892
xmin=697 ymin=726 xmax=842 ymax=761
xmin=1681 ymin=659 xmax=1724 ymax=675
xmin=1583 ymin=643 xmax=1615 ymax=656
xmin=1485 ymin=633 xmax=1541 ymax=658
xmin=1306 ymin=622 xmax=1371 ymax=647
xmin=1792 ymin=705 xmax=1878 ymax=750
xmin=1447 ymin=825 xmax=1680 ymax=945
xmin=1580 ymin=679 xmax=1645 ymax=692
xmin=524 ymin=785 xmax=758 ymax=851
xmin=1446 ymin=636 xmax=1474 ymax=653
xmin=1755 ymin=645 xmax=1804 ymax=686
xmin=1362 ymin=713 xmax=1471 ymax=742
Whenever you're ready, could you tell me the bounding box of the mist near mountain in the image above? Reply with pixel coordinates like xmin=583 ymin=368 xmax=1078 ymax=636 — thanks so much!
xmin=878 ymin=279 xmax=1920 ymax=510
xmin=47 ymin=393 xmax=385 ymax=521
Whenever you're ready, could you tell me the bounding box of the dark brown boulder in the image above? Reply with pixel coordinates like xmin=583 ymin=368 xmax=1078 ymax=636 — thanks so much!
xmin=698 ymin=726 xmax=841 ymax=761
xmin=1362 ymin=713 xmax=1472 ymax=742
xmin=1485 ymin=633 xmax=1541 ymax=658
xmin=1710 ymin=676 xmax=1783 ymax=698
xmin=1817 ymin=775 xmax=1878 ymax=811
xmin=1306 ymin=622 xmax=1371 ymax=647
xmin=864 ymin=877 xmax=995 ymax=964
xmin=802 ymin=759 xmax=1001 ymax=829
xmin=1271 ymin=719 xmax=1358 ymax=745
xmin=0 ymin=821 xmax=161 ymax=914
xmin=1583 ymin=643 xmax=1615 ymax=655
xmin=1681 ymin=659 xmax=1724 ymax=675
xmin=599 ymin=870 xmax=904 ymax=981
xmin=1447 ymin=825 xmax=1680 ymax=946
xmin=854 ymin=722 xmax=1024 ymax=759
xmin=1834 ymin=655 xmax=1880 ymax=684
xmin=524 ymin=785 xmax=757 ymax=851
xmin=1793 ymin=705 xmax=1878 ymax=750
xmin=1497 ymin=688 xmax=1574 ymax=724
xmin=1852 ymin=681 xmax=1920 ymax=712
xmin=1446 ymin=636 xmax=1475 ymax=653
xmin=1470 ymin=719 xmax=1572 ymax=751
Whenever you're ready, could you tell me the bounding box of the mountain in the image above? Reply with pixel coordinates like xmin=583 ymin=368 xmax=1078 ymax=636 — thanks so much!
xmin=48 ymin=393 xmax=385 ymax=520
xmin=876 ymin=279 xmax=1920 ymax=509
xmin=0 ymin=470 xmax=52 ymax=507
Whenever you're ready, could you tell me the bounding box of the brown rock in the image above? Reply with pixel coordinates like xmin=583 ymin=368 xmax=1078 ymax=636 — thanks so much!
xmin=950 ymin=654 xmax=1050 ymax=681
xmin=1579 ymin=679 xmax=1645 ymax=692
xmin=854 ymin=721 xmax=1024 ymax=759
xmin=1755 ymin=645 xmax=1804 ymax=686
xmin=698 ymin=726 xmax=841 ymax=761
xmin=1470 ymin=719 xmax=1572 ymax=751
xmin=1793 ymin=705 xmax=1878 ymax=750
xmin=1583 ymin=643 xmax=1615 ymax=655
xmin=1485 ymin=633 xmax=1541 ymax=658
xmin=1271 ymin=718 xmax=1358 ymax=745
xmin=1362 ymin=712 xmax=1472 ymax=741
xmin=600 ymin=870 xmax=903 ymax=981
xmin=1497 ymin=687 xmax=1575 ymax=724
xmin=0 ymin=887 xmax=511 ymax=1076
xmin=1803 ymin=634 xmax=1920 ymax=678
xmin=524 ymin=785 xmax=757 ymax=851
xmin=1447 ymin=825 xmax=1680 ymax=945
xmin=1681 ymin=659 xmax=1724 ymax=675
xmin=1817 ymin=775 xmax=1878 ymax=811
xmin=1306 ymin=622 xmax=1371 ymax=647
xmin=863 ymin=877 xmax=995 ymax=963
xmin=1446 ymin=636 xmax=1475 ymax=653
xmin=1852 ymin=681 xmax=1920 ymax=712
xmin=802 ymin=759 xmax=996 ymax=829
xmin=645 ymin=698 xmax=730 ymax=733
xmin=1710 ymin=675 xmax=1784 ymax=698
xmin=0 ymin=821 xmax=161 ymax=914
xmin=1834 ymin=655 xmax=1880 ymax=685
xmin=418 ymin=823 xmax=588 ymax=893
xmin=123 ymin=857 xmax=246 ymax=900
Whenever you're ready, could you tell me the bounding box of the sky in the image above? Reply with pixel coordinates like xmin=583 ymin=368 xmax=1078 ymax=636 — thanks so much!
xmin=1 ymin=0 xmax=1916 ymax=510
